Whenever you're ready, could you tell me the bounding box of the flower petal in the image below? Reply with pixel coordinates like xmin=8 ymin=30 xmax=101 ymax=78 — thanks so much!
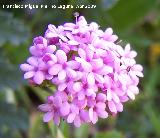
xmin=98 ymin=66 xmax=113 ymax=75
xmin=129 ymin=51 xmax=137 ymax=58
xmin=38 ymin=104 xmax=52 ymax=112
xmin=108 ymin=101 xmax=117 ymax=113
xmin=132 ymin=64 xmax=143 ymax=72
xmin=27 ymin=57 xmax=38 ymax=66
xmin=116 ymin=102 xmax=123 ymax=112
xmin=104 ymin=28 xmax=113 ymax=36
xmin=67 ymin=113 xmax=76 ymax=123
xmin=56 ymin=50 xmax=67 ymax=63
xmin=134 ymin=71 xmax=144 ymax=77
xmin=91 ymin=58 xmax=103 ymax=70
xmin=86 ymin=88 xmax=95 ymax=96
xmin=58 ymin=70 xmax=66 ymax=81
xmin=97 ymin=110 xmax=108 ymax=118
xmin=96 ymin=102 xmax=106 ymax=110
xmin=20 ymin=64 xmax=34 ymax=71
xmin=59 ymin=35 xmax=68 ymax=42
xmin=92 ymin=112 xmax=98 ymax=124
xmin=53 ymin=113 xmax=60 ymax=126
xmin=112 ymin=93 xmax=120 ymax=103
xmin=78 ymin=48 xmax=86 ymax=59
xmin=29 ymin=46 xmax=37 ymax=56
xmin=127 ymin=90 xmax=135 ymax=100
xmin=24 ymin=71 xmax=35 ymax=79
xmin=58 ymin=83 xmax=67 ymax=91
xmin=67 ymin=60 xmax=80 ymax=69
xmin=55 ymin=91 xmax=68 ymax=102
xmin=33 ymin=71 xmax=44 ymax=84
xmin=70 ymin=104 xmax=79 ymax=114
xmin=94 ymin=74 xmax=104 ymax=83
xmin=48 ymin=64 xmax=62 ymax=75
xmin=108 ymin=35 xmax=118 ymax=42
xmin=74 ymin=116 xmax=81 ymax=127
xmin=125 ymin=44 xmax=131 ymax=53
xmin=78 ymin=91 xmax=85 ymax=100
xmin=47 ymin=45 xmax=56 ymax=53
xmin=66 ymin=68 xmax=77 ymax=79
xmin=53 ymin=96 xmax=62 ymax=107
xmin=96 ymin=93 xmax=107 ymax=102
xmin=81 ymin=61 xmax=92 ymax=72
xmin=106 ymin=89 xmax=112 ymax=101
xmin=73 ymin=82 xmax=82 ymax=92
xmin=87 ymin=73 xmax=95 ymax=86
xmin=89 ymin=108 xmax=94 ymax=120
xmin=43 ymin=112 xmax=53 ymax=122
xmin=60 ymin=102 xmax=70 ymax=116
xmin=68 ymin=40 xmax=79 ymax=45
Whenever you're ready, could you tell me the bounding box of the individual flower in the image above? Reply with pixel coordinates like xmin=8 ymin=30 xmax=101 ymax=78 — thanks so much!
xmin=29 ymin=36 xmax=56 ymax=57
xmin=38 ymin=91 xmax=68 ymax=125
xmin=20 ymin=56 xmax=46 ymax=84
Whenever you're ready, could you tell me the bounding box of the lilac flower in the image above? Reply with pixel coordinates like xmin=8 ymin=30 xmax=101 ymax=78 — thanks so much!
xmin=30 ymin=36 xmax=56 ymax=57
xmin=88 ymin=93 xmax=108 ymax=124
xmin=103 ymin=28 xmax=118 ymax=42
xmin=20 ymin=15 xmax=143 ymax=127
xmin=20 ymin=57 xmax=46 ymax=84
xmin=38 ymin=92 xmax=68 ymax=125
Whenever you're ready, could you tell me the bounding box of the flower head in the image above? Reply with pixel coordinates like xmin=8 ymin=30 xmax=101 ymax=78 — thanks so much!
xmin=20 ymin=15 xmax=143 ymax=127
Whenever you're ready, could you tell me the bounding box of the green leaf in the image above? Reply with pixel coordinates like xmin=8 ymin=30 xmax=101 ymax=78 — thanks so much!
xmin=0 ymin=102 xmax=29 ymax=131
xmin=95 ymin=130 xmax=123 ymax=138
xmin=0 ymin=11 xmax=30 ymax=46
xmin=29 ymin=114 xmax=48 ymax=138
xmin=146 ymin=107 xmax=160 ymax=136
xmin=57 ymin=128 xmax=65 ymax=138
xmin=75 ymin=124 xmax=89 ymax=138
xmin=3 ymin=44 xmax=30 ymax=65
xmin=119 ymin=33 xmax=152 ymax=47
xmin=0 ymin=129 xmax=22 ymax=138
xmin=0 ymin=58 xmax=25 ymax=90
xmin=48 ymin=121 xmax=56 ymax=138
xmin=15 ymin=88 xmax=33 ymax=110
xmin=107 ymin=0 xmax=157 ymax=31
xmin=30 ymin=87 xmax=51 ymax=101
xmin=102 ymin=0 xmax=119 ymax=9
xmin=60 ymin=121 xmax=69 ymax=138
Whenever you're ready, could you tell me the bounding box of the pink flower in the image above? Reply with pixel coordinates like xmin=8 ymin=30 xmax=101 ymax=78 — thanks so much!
xmin=20 ymin=15 xmax=143 ymax=127
xmin=38 ymin=91 xmax=70 ymax=125
xmin=48 ymin=50 xmax=68 ymax=81
xmin=88 ymin=93 xmax=108 ymax=124
xmin=20 ymin=57 xmax=46 ymax=84
xmin=30 ymin=36 xmax=56 ymax=57
xmin=103 ymin=28 xmax=118 ymax=42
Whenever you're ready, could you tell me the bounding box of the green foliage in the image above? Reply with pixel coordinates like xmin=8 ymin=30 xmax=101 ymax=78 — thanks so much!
xmin=75 ymin=124 xmax=89 ymax=138
xmin=0 ymin=102 xmax=29 ymax=138
xmin=29 ymin=114 xmax=48 ymax=138
xmin=107 ymin=0 xmax=157 ymax=31
xmin=0 ymin=58 xmax=25 ymax=90
xmin=0 ymin=102 xmax=29 ymax=131
xmin=95 ymin=130 xmax=123 ymax=138
xmin=102 ymin=0 xmax=119 ymax=9
xmin=0 ymin=11 xmax=30 ymax=46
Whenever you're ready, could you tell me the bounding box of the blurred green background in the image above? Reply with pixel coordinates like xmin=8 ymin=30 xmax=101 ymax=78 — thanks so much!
xmin=0 ymin=0 xmax=160 ymax=138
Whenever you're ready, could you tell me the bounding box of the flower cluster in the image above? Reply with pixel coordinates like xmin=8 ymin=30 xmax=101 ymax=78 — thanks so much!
xmin=20 ymin=16 xmax=143 ymax=127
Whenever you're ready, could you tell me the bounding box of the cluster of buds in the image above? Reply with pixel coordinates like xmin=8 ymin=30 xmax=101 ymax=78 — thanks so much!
xmin=20 ymin=16 xmax=143 ymax=127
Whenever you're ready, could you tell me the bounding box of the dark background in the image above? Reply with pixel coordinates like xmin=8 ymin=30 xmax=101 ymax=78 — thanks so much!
xmin=0 ymin=0 xmax=160 ymax=138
